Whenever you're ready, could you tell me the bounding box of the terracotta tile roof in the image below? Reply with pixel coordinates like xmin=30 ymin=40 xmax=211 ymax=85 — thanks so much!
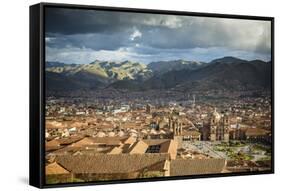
xmin=74 ymin=147 xmax=112 ymax=155
xmin=46 ymin=139 xmax=63 ymax=152
xmin=142 ymin=139 xmax=178 ymax=154
xmin=122 ymin=122 xmax=142 ymax=129
xmin=128 ymin=141 xmax=149 ymax=154
xmin=108 ymin=146 xmax=123 ymax=155
xmin=46 ymin=162 xmax=70 ymax=175
xmin=227 ymin=160 xmax=258 ymax=167
xmin=58 ymin=136 xmax=83 ymax=145
xmin=125 ymin=139 xmax=178 ymax=159
xmin=56 ymin=154 xmax=169 ymax=174
xmin=70 ymin=137 xmax=95 ymax=147
xmin=46 ymin=136 xmax=84 ymax=151
xmin=51 ymin=146 xmax=81 ymax=155
xmin=245 ymin=128 xmax=270 ymax=136
xmin=122 ymin=136 xmax=137 ymax=144
xmin=46 ymin=139 xmax=60 ymax=147
xmin=143 ymin=139 xmax=170 ymax=145
xmin=49 ymin=138 xmax=123 ymax=155
xmin=148 ymin=160 xmax=169 ymax=171
xmin=159 ymin=140 xmax=177 ymax=153
xmin=91 ymin=137 xmax=122 ymax=146
xmin=170 ymin=158 xmax=226 ymax=176
xmin=67 ymin=137 xmax=122 ymax=148
xmin=46 ymin=146 xmax=64 ymax=152
xmin=182 ymin=130 xmax=201 ymax=136
xmin=120 ymin=144 xmax=133 ymax=153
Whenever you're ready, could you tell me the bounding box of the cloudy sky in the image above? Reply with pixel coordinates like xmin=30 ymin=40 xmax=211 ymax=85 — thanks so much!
xmin=45 ymin=7 xmax=271 ymax=64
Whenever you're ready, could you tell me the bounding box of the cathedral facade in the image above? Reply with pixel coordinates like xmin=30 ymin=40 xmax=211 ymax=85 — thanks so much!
xmin=203 ymin=109 xmax=229 ymax=141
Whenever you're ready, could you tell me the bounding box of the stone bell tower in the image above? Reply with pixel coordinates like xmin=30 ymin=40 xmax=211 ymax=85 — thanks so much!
xmin=223 ymin=114 xmax=229 ymax=141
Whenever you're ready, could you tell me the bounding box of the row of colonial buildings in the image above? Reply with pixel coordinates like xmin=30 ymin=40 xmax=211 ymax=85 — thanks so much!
xmin=153 ymin=109 xmax=271 ymax=145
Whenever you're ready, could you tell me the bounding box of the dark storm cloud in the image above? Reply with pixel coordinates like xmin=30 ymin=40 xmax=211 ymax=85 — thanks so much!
xmin=46 ymin=33 xmax=130 ymax=50
xmin=45 ymin=7 xmax=271 ymax=63
xmin=45 ymin=8 xmax=170 ymax=35
xmin=45 ymin=8 xmax=126 ymax=35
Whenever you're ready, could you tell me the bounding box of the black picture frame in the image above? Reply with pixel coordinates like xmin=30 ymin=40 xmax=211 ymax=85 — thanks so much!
xmin=30 ymin=2 xmax=274 ymax=188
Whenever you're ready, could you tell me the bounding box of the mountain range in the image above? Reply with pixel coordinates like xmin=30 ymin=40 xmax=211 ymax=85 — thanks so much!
xmin=46 ymin=56 xmax=271 ymax=92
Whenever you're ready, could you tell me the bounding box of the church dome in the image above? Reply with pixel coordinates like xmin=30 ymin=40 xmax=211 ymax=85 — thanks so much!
xmin=212 ymin=108 xmax=221 ymax=121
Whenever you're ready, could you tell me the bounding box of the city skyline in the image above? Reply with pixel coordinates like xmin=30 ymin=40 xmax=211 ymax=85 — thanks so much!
xmin=44 ymin=7 xmax=272 ymax=185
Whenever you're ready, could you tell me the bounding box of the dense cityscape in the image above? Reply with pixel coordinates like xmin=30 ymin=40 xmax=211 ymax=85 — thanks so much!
xmin=44 ymin=7 xmax=272 ymax=184
xmin=45 ymin=89 xmax=272 ymax=184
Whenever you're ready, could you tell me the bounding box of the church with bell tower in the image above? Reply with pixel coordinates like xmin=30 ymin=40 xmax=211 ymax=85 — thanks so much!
xmin=204 ymin=108 xmax=229 ymax=141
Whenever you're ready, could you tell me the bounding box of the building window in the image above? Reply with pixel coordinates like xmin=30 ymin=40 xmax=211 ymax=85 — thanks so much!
xmin=145 ymin=145 xmax=161 ymax=153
